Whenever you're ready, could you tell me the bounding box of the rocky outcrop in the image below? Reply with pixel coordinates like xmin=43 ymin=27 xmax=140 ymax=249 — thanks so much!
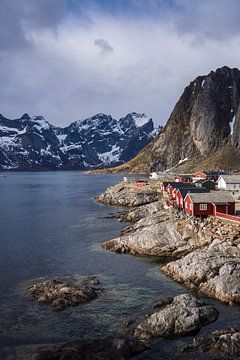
xmin=96 ymin=182 xmax=160 ymax=207
xmin=11 ymin=337 xmax=148 ymax=360
xmin=162 ymin=241 xmax=240 ymax=304
xmin=116 ymin=200 xmax=164 ymax=222
xmin=27 ymin=278 xmax=100 ymax=311
xmin=108 ymin=66 xmax=240 ymax=173
xmin=182 ymin=328 xmax=240 ymax=359
xmin=131 ymin=294 xmax=218 ymax=340
xmin=102 ymin=219 xmax=191 ymax=257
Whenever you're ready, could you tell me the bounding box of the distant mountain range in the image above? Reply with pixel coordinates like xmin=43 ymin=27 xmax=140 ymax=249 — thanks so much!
xmin=0 ymin=112 xmax=156 ymax=170
xmin=109 ymin=66 xmax=240 ymax=174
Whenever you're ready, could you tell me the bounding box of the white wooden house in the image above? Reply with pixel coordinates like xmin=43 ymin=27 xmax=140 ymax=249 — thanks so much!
xmin=217 ymin=175 xmax=240 ymax=191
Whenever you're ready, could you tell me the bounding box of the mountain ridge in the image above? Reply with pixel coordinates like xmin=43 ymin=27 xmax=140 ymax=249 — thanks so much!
xmin=0 ymin=112 xmax=156 ymax=170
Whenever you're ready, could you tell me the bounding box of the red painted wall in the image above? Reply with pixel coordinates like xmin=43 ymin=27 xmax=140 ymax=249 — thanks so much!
xmin=184 ymin=195 xmax=193 ymax=215
xmin=176 ymin=191 xmax=184 ymax=208
xmin=228 ymin=202 xmax=235 ymax=215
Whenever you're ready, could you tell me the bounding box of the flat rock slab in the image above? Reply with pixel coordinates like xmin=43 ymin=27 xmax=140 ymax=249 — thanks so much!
xmin=10 ymin=337 xmax=148 ymax=360
xmin=132 ymin=294 xmax=218 ymax=340
xmin=182 ymin=328 xmax=240 ymax=358
xmin=27 ymin=278 xmax=100 ymax=311
xmin=162 ymin=241 xmax=240 ymax=304
xmin=102 ymin=221 xmax=191 ymax=257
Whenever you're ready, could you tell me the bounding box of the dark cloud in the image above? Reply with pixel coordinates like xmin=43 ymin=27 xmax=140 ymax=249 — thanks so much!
xmin=0 ymin=0 xmax=68 ymax=52
xmin=1 ymin=0 xmax=240 ymax=126
xmin=94 ymin=38 xmax=114 ymax=55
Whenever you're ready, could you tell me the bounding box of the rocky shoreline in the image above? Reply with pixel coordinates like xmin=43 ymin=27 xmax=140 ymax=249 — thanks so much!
xmin=96 ymin=180 xmax=240 ymax=358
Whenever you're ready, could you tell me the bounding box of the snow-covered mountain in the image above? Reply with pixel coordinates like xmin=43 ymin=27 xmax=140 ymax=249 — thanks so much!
xmin=0 ymin=112 xmax=155 ymax=170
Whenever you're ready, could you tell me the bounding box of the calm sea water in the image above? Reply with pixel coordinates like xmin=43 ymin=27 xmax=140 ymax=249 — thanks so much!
xmin=0 ymin=172 xmax=239 ymax=359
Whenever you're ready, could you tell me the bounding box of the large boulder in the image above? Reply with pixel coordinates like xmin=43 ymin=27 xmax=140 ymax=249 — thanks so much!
xmin=132 ymin=294 xmax=218 ymax=340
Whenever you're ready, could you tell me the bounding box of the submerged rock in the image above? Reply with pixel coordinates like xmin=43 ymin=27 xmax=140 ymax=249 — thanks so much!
xmin=96 ymin=182 xmax=159 ymax=207
xmin=132 ymin=294 xmax=218 ymax=340
xmin=182 ymin=328 xmax=240 ymax=358
xmin=9 ymin=337 xmax=148 ymax=360
xmin=162 ymin=241 xmax=240 ymax=304
xmin=27 ymin=278 xmax=100 ymax=311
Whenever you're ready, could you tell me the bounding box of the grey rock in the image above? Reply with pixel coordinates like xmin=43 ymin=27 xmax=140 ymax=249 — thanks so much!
xmin=96 ymin=182 xmax=159 ymax=207
xmin=182 ymin=328 xmax=240 ymax=358
xmin=132 ymin=294 xmax=218 ymax=340
xmin=27 ymin=278 xmax=100 ymax=311
xmin=162 ymin=242 xmax=240 ymax=304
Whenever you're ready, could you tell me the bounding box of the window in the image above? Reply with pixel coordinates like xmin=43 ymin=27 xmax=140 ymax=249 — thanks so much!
xmin=200 ymin=204 xmax=207 ymax=211
xmin=190 ymin=203 xmax=193 ymax=211
xmin=185 ymin=202 xmax=188 ymax=209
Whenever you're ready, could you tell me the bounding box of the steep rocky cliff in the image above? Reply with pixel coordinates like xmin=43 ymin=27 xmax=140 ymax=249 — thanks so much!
xmin=110 ymin=66 xmax=240 ymax=173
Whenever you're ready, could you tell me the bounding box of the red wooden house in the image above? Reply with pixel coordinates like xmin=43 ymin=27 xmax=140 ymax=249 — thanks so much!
xmin=176 ymin=188 xmax=210 ymax=209
xmin=135 ymin=180 xmax=148 ymax=188
xmin=175 ymin=174 xmax=193 ymax=183
xmin=184 ymin=191 xmax=235 ymax=216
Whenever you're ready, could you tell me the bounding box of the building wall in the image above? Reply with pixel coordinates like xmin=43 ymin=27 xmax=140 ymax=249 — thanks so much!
xmin=228 ymin=202 xmax=235 ymax=214
xmin=217 ymin=177 xmax=226 ymax=189
xmin=214 ymin=204 xmax=228 ymax=214
xmin=226 ymin=183 xmax=240 ymax=191
xmin=193 ymin=203 xmax=213 ymax=216
xmin=184 ymin=196 xmax=193 ymax=214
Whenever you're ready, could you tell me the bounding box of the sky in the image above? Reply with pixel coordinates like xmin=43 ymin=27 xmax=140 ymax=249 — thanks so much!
xmin=1 ymin=0 xmax=240 ymax=126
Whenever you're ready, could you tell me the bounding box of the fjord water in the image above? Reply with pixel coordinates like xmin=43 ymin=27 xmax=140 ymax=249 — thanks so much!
xmin=0 ymin=172 xmax=239 ymax=359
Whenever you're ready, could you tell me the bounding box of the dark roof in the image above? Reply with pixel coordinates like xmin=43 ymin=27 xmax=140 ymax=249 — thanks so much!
xmin=177 ymin=187 xmax=210 ymax=198
xmin=162 ymin=181 xmax=176 ymax=187
xmin=198 ymin=171 xmax=229 ymax=176
xmin=171 ymin=183 xmax=196 ymax=190
xmin=187 ymin=191 xmax=235 ymax=203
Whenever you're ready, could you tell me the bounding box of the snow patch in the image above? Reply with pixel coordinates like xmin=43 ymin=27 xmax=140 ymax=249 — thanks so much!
xmin=230 ymin=115 xmax=236 ymax=136
xmin=177 ymin=157 xmax=189 ymax=165
xmin=98 ymin=144 xmax=121 ymax=164
xmin=132 ymin=113 xmax=150 ymax=127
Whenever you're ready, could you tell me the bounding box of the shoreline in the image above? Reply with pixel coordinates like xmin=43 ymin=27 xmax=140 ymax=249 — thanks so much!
xmin=95 ymin=179 xmax=240 ymax=357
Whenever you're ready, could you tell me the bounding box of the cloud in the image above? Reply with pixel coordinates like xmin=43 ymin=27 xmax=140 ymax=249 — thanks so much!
xmin=94 ymin=38 xmax=114 ymax=55
xmin=1 ymin=1 xmax=240 ymax=127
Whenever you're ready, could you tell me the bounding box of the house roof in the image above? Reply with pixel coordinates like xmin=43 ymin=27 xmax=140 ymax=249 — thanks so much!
xmin=196 ymin=171 xmax=229 ymax=176
xmin=186 ymin=191 xmax=235 ymax=204
xmin=177 ymin=188 xmax=210 ymax=198
xmin=194 ymin=179 xmax=215 ymax=184
xmin=219 ymin=175 xmax=240 ymax=184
